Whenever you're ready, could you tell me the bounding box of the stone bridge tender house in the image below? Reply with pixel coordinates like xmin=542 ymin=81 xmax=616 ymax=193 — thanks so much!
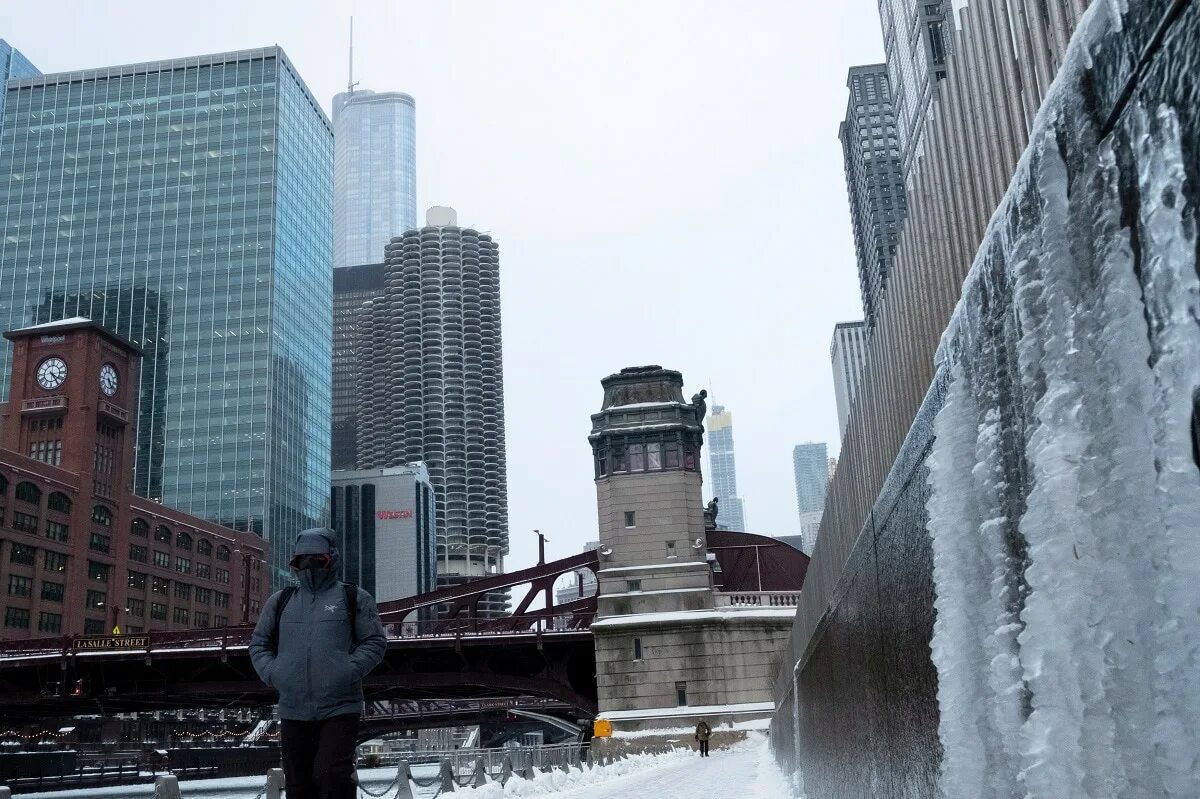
xmin=588 ymin=366 xmax=808 ymax=733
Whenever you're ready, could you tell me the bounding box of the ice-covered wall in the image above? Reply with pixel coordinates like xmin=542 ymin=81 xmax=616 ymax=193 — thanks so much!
xmin=772 ymin=1 xmax=1200 ymax=795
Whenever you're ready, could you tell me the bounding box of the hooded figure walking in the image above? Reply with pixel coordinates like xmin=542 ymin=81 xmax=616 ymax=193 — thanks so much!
xmin=250 ymin=528 xmax=387 ymax=799
xmin=695 ymin=719 xmax=712 ymax=757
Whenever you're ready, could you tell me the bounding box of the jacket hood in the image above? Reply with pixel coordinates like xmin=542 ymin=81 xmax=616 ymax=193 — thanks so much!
xmin=292 ymin=528 xmax=340 ymax=593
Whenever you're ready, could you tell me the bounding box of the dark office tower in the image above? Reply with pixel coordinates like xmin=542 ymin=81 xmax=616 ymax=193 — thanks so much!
xmin=840 ymin=65 xmax=907 ymax=332
xmin=357 ymin=207 xmax=509 ymax=615
xmin=332 ymin=263 xmax=385 ymax=470
xmin=0 ymin=49 xmax=334 ymax=586
xmin=878 ymin=1 xmax=949 ymax=180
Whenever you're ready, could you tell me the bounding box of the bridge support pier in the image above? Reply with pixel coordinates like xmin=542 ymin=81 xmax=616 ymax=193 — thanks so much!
xmin=395 ymin=762 xmax=414 ymax=799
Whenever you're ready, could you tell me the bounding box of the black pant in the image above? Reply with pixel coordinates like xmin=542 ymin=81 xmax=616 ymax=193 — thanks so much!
xmin=281 ymin=713 xmax=360 ymax=799
xmin=699 ymin=739 xmax=709 ymax=756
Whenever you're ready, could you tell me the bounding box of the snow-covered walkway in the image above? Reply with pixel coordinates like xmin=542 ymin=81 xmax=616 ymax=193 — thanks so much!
xmin=453 ymin=734 xmax=793 ymax=799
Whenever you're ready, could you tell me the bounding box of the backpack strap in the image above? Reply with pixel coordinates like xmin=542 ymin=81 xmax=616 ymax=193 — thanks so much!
xmin=268 ymin=586 xmax=298 ymax=655
xmin=343 ymin=582 xmax=359 ymax=650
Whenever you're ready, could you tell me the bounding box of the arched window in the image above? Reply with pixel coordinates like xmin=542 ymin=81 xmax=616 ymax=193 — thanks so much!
xmin=131 ymin=518 xmax=149 ymax=538
xmin=154 ymin=525 xmax=172 ymax=544
xmin=197 ymin=538 xmax=213 ymax=556
xmin=0 ymin=472 xmax=8 ymax=495
xmin=91 ymin=505 xmax=113 ymax=527
xmin=216 ymin=545 xmax=231 ymax=562
xmin=48 ymin=492 xmax=72 ymax=513
xmin=176 ymin=531 xmax=193 ymax=551
xmin=15 ymin=481 xmax=41 ymax=505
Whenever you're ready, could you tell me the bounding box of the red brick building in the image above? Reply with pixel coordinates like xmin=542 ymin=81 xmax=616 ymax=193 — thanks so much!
xmin=0 ymin=318 xmax=269 ymax=640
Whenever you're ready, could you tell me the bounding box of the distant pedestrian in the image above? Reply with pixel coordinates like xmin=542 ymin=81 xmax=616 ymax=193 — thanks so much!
xmin=695 ymin=719 xmax=712 ymax=757
xmin=250 ymin=528 xmax=387 ymax=799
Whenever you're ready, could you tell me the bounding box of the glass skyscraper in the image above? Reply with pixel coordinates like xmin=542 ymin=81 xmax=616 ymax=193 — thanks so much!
xmin=332 ymin=90 xmax=416 ymax=268
xmin=793 ymin=442 xmax=829 ymax=548
xmin=0 ymin=39 xmax=40 ymax=124
xmin=0 ymin=48 xmax=333 ymax=584
xmin=706 ymin=405 xmax=746 ymax=532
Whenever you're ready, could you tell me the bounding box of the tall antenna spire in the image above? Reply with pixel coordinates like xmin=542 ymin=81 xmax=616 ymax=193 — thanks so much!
xmin=347 ymin=16 xmax=360 ymax=95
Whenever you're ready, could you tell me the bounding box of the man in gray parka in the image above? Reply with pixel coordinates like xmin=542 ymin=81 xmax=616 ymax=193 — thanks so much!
xmin=250 ymin=528 xmax=387 ymax=799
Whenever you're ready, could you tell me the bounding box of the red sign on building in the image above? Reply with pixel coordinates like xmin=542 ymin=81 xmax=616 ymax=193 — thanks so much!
xmin=377 ymin=510 xmax=413 ymax=520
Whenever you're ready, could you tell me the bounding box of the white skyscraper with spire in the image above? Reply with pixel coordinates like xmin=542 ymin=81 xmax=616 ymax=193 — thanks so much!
xmin=707 ymin=404 xmax=746 ymax=531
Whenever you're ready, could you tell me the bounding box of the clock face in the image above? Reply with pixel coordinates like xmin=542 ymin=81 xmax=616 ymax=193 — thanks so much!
xmin=100 ymin=363 xmax=119 ymax=397
xmin=36 ymin=357 xmax=68 ymax=391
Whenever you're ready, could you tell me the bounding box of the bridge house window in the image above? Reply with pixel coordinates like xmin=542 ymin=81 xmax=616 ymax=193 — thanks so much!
xmin=598 ymin=432 xmax=698 ymax=478
xmin=633 ymin=638 xmax=642 ymax=660
xmin=15 ymin=481 xmax=41 ymax=505
xmin=666 ymin=541 xmax=676 ymax=558
xmin=47 ymin=492 xmax=71 ymax=513
xmin=627 ymin=579 xmax=642 ymax=592
xmin=675 ymin=681 xmax=688 ymax=706
xmin=624 ymin=511 xmax=636 ymax=528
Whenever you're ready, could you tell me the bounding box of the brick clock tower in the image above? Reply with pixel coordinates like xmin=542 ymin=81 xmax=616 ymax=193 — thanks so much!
xmin=1 ymin=317 xmax=139 ymax=496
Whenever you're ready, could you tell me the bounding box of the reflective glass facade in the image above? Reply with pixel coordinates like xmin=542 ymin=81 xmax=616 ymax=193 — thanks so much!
xmin=706 ymin=405 xmax=746 ymax=532
xmin=332 ymin=90 xmax=416 ymax=268
xmin=0 ymin=40 xmax=40 ymax=126
xmin=792 ymin=442 xmax=829 ymax=518
xmin=0 ymin=49 xmax=333 ymax=584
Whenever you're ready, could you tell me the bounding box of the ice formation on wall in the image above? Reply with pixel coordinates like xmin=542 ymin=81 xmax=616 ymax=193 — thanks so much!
xmin=926 ymin=6 xmax=1200 ymax=797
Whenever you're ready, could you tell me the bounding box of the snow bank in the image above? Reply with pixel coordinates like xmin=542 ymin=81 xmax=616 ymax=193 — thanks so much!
xmin=447 ymin=745 xmax=693 ymax=797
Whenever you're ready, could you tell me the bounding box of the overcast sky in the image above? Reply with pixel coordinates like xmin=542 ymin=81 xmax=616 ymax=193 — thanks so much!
xmin=2 ymin=1 xmax=884 ymax=570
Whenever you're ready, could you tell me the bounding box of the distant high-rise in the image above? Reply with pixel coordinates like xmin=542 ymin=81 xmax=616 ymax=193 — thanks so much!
xmin=877 ymin=1 xmax=949 ymax=179
xmin=840 ymin=66 xmax=907 ymax=330
xmin=330 ymin=464 xmax=437 ymax=603
xmin=356 ymin=207 xmax=508 ymax=614
xmin=706 ymin=405 xmax=746 ymax=532
xmin=332 ymin=263 xmax=385 ymax=470
xmin=0 ymin=40 xmax=39 ymax=126
xmin=830 ymin=322 xmax=868 ymax=438
xmin=793 ymin=442 xmax=829 ymax=533
xmin=332 ymin=90 xmax=417 ymax=268
xmin=0 ymin=49 xmax=334 ymax=585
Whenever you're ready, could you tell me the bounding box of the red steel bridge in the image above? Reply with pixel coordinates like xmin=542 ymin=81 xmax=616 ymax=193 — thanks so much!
xmin=0 ymin=532 xmax=806 ymax=729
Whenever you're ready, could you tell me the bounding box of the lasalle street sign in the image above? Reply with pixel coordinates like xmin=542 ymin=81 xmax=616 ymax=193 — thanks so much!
xmin=72 ymin=636 xmax=149 ymax=651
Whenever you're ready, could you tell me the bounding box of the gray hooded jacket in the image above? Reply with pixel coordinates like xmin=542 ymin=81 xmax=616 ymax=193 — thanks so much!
xmin=249 ymin=528 xmax=387 ymax=720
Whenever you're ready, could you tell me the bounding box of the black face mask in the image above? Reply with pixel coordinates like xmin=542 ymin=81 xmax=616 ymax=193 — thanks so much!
xmin=289 ymin=553 xmax=332 ymax=571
